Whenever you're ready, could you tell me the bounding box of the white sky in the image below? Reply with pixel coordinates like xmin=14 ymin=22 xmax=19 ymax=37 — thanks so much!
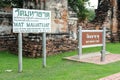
xmin=86 ymin=0 xmax=98 ymax=9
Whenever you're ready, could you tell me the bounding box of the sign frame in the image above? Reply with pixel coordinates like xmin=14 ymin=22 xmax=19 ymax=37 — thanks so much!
xmin=13 ymin=8 xmax=51 ymax=72
xmin=78 ymin=26 xmax=106 ymax=62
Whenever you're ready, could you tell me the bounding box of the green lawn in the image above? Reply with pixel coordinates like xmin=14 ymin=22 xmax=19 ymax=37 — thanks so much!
xmin=0 ymin=43 xmax=120 ymax=80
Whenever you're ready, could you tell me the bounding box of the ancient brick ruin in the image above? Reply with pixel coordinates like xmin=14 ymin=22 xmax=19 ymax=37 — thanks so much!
xmin=92 ymin=0 xmax=120 ymax=41
xmin=0 ymin=0 xmax=120 ymax=57
xmin=0 ymin=0 xmax=77 ymax=58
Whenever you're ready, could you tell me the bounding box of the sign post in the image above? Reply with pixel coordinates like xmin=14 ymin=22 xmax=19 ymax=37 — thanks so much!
xmin=18 ymin=33 xmax=22 ymax=72
xmin=78 ymin=26 xmax=82 ymax=59
xmin=101 ymin=27 xmax=106 ymax=61
xmin=42 ymin=32 xmax=46 ymax=67
xmin=13 ymin=8 xmax=51 ymax=72
xmin=78 ymin=26 xmax=106 ymax=61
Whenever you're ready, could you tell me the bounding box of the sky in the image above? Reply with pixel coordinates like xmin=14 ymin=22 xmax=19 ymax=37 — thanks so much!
xmin=86 ymin=0 xmax=98 ymax=9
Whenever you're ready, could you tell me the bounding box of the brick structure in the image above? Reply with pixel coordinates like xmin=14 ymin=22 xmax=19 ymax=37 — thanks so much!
xmin=0 ymin=0 xmax=76 ymax=57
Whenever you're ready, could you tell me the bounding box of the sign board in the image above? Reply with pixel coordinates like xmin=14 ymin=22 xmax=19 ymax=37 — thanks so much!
xmin=13 ymin=8 xmax=51 ymax=33
xmin=78 ymin=27 xmax=106 ymax=61
xmin=82 ymin=30 xmax=103 ymax=48
xmin=13 ymin=8 xmax=51 ymax=72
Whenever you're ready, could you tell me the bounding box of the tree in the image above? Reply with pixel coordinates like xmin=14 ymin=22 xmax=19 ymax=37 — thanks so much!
xmin=68 ymin=0 xmax=89 ymax=23
xmin=0 ymin=0 xmax=23 ymax=8
xmin=23 ymin=0 xmax=43 ymax=9
xmin=11 ymin=0 xmax=23 ymax=8
xmin=87 ymin=9 xmax=95 ymax=21
xmin=0 ymin=0 xmax=12 ymax=8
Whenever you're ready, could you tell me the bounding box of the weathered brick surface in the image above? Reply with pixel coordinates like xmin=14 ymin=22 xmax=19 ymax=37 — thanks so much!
xmin=0 ymin=35 xmax=78 ymax=58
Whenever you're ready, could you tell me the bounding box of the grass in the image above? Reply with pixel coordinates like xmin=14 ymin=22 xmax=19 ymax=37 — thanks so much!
xmin=0 ymin=43 xmax=120 ymax=80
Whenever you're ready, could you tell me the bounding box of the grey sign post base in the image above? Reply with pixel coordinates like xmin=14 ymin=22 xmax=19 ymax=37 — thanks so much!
xmin=18 ymin=33 xmax=22 ymax=73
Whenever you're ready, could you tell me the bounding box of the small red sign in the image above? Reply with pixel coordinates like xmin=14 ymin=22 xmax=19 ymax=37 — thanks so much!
xmin=82 ymin=32 xmax=103 ymax=46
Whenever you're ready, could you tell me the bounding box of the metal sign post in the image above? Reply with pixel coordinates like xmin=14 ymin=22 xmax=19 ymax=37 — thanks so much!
xmin=78 ymin=26 xmax=82 ymax=59
xmin=18 ymin=33 xmax=22 ymax=72
xmin=42 ymin=32 xmax=46 ymax=67
xmin=101 ymin=27 xmax=106 ymax=62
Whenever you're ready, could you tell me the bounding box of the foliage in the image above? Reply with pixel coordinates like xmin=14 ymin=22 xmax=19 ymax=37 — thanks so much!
xmin=87 ymin=9 xmax=96 ymax=21
xmin=68 ymin=0 xmax=89 ymax=22
xmin=0 ymin=43 xmax=120 ymax=80
xmin=0 ymin=0 xmax=23 ymax=8
xmin=0 ymin=0 xmax=11 ymax=8
xmin=11 ymin=0 xmax=23 ymax=8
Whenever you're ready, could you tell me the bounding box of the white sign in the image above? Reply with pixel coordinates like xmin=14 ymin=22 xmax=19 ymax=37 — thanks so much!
xmin=13 ymin=8 xmax=51 ymax=33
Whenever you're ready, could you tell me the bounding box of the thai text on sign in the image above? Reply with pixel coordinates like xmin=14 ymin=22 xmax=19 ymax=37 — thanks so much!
xmin=82 ymin=30 xmax=103 ymax=48
xmin=13 ymin=8 xmax=51 ymax=33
